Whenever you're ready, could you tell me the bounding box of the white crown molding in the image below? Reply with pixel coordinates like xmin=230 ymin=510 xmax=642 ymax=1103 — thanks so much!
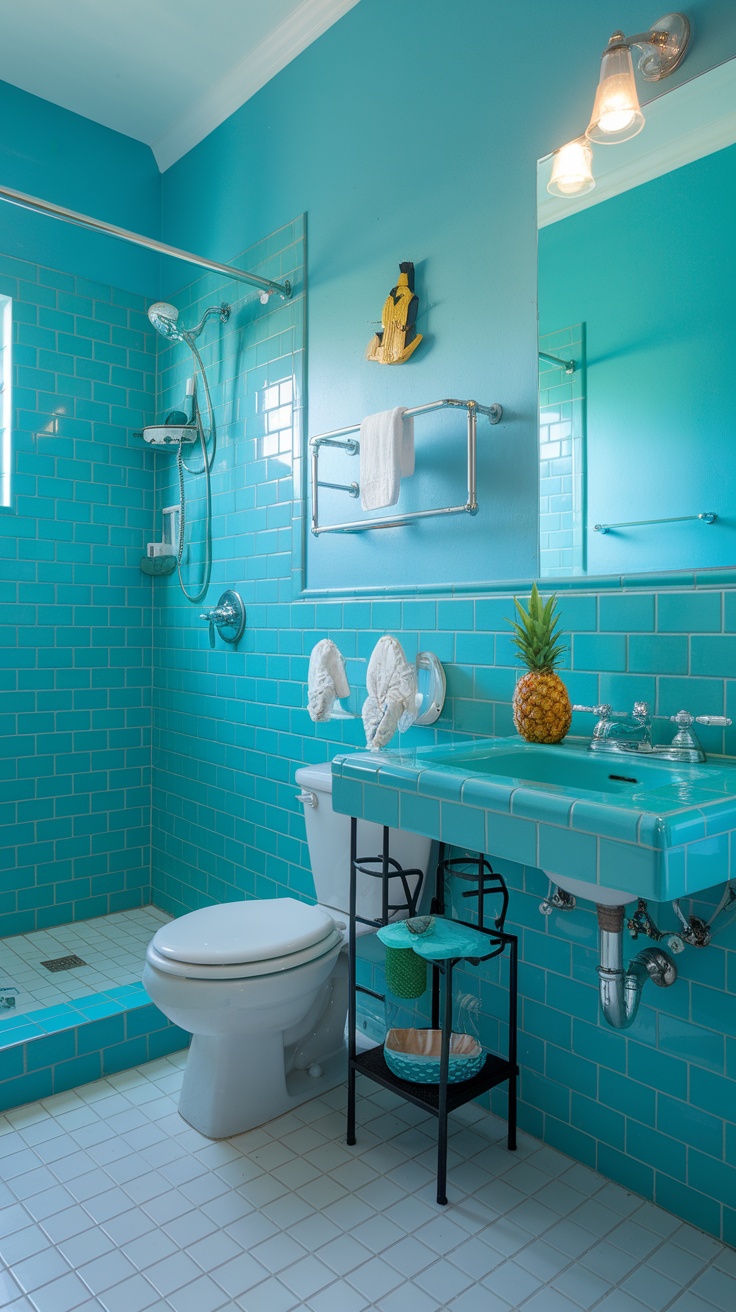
xmin=152 ymin=0 xmax=360 ymax=172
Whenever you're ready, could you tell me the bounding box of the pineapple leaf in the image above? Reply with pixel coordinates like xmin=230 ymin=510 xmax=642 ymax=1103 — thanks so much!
xmin=506 ymin=586 xmax=568 ymax=671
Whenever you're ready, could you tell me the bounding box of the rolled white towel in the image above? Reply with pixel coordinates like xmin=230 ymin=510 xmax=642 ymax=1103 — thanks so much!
xmin=362 ymin=635 xmax=418 ymax=750
xmin=307 ymin=639 xmax=350 ymax=722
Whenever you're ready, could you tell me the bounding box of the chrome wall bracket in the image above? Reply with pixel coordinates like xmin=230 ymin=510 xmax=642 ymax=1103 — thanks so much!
xmin=539 ymin=882 xmax=577 ymax=915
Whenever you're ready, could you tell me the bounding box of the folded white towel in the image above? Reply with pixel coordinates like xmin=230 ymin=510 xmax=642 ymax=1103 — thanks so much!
xmin=362 ymin=635 xmax=418 ymax=751
xmin=307 ymin=639 xmax=350 ymax=722
xmin=359 ymin=407 xmax=415 ymax=511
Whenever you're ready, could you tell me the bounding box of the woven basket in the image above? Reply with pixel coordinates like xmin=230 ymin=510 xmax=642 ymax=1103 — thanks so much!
xmin=384 ymin=1028 xmax=484 ymax=1084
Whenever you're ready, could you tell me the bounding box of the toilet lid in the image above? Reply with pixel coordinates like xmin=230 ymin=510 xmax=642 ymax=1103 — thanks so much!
xmin=152 ymin=898 xmax=337 ymax=966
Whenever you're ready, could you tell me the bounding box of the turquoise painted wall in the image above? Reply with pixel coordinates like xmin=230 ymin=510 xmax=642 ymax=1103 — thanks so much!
xmin=539 ymin=143 xmax=736 ymax=576
xmin=0 ymin=79 xmax=160 ymax=294
xmin=160 ymin=0 xmax=736 ymax=589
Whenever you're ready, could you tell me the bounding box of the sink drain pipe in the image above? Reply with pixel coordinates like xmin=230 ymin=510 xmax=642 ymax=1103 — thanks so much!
xmin=597 ymin=904 xmax=677 ymax=1029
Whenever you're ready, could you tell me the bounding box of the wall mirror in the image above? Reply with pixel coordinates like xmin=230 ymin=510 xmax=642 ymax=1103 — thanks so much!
xmin=537 ymin=57 xmax=736 ymax=579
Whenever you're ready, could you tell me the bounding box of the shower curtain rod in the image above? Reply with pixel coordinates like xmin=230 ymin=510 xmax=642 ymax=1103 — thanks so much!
xmin=0 ymin=183 xmax=292 ymax=300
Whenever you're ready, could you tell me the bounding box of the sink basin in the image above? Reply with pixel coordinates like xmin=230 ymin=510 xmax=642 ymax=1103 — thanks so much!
xmin=331 ymin=737 xmax=736 ymax=904
xmin=423 ymin=743 xmax=681 ymax=797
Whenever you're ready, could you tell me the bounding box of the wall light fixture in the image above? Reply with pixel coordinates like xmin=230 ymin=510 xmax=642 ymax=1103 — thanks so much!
xmin=586 ymin=12 xmax=691 ymax=144
xmin=547 ymin=138 xmax=596 ymax=198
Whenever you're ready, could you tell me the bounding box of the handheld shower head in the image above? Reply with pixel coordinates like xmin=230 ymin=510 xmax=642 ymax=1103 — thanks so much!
xmin=147 ymin=301 xmax=231 ymax=343
xmin=148 ymin=302 xmax=184 ymax=341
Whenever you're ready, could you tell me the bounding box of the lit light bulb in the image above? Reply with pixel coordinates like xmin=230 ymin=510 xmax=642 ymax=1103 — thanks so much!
xmin=547 ymin=140 xmax=595 ymax=198
xmin=587 ymin=39 xmax=644 ymax=144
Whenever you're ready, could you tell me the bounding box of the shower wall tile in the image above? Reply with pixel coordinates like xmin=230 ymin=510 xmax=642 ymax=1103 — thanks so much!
xmin=0 ymin=253 xmax=156 ymax=936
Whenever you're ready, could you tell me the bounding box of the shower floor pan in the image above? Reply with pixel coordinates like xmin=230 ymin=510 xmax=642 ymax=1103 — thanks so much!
xmin=0 ymin=907 xmax=188 ymax=1113
xmin=0 ymin=907 xmax=169 ymax=1018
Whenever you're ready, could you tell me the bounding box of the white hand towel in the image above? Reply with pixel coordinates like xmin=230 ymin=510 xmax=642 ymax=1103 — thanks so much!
xmin=307 ymin=639 xmax=350 ymax=722
xmin=359 ymin=407 xmax=415 ymax=511
xmin=362 ymin=635 xmax=418 ymax=751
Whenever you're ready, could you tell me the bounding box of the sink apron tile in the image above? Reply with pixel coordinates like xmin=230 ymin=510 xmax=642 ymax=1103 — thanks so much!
xmin=398 ymin=791 xmax=440 ymax=839
xmin=485 ymin=811 xmax=538 ymax=866
xmin=685 ymin=833 xmax=729 ymax=894
xmin=538 ymin=824 xmax=598 ymax=882
xmin=599 ymin=839 xmax=662 ymax=901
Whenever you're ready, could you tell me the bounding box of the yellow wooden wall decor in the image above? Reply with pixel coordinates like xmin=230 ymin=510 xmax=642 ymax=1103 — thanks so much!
xmin=366 ymin=261 xmax=423 ymax=364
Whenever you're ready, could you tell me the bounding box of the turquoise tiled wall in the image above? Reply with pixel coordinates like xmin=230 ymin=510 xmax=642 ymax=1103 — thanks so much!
xmin=0 ymin=254 xmax=156 ymax=936
xmin=538 ymin=324 xmax=585 ymax=578
xmin=150 ymin=219 xmax=306 ymax=914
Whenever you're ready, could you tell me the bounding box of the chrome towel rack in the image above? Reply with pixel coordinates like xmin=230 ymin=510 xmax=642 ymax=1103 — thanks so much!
xmin=309 ymin=398 xmax=502 ymax=535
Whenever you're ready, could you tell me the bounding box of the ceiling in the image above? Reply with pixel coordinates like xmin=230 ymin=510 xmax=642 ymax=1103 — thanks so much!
xmin=0 ymin=0 xmax=359 ymax=172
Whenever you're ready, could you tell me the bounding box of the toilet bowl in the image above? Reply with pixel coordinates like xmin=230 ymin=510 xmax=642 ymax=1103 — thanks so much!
xmin=144 ymin=762 xmax=431 ymax=1139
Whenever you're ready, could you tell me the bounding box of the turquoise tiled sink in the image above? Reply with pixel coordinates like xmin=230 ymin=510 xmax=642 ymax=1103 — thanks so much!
xmin=331 ymin=738 xmax=736 ymax=904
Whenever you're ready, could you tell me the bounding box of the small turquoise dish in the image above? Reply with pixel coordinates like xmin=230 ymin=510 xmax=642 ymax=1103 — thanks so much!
xmin=384 ymin=1028 xmax=484 ymax=1084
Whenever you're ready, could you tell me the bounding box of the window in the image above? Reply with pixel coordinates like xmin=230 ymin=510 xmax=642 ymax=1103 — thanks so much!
xmin=0 ymin=295 xmax=11 ymax=508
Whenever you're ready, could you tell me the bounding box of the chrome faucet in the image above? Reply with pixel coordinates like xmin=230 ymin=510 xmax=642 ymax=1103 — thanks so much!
xmin=573 ymin=701 xmax=652 ymax=756
xmin=659 ymin=709 xmax=732 ymax=764
xmin=573 ymin=702 xmax=731 ymax=763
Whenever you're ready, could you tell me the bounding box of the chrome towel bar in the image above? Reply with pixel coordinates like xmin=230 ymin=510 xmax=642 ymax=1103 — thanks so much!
xmin=594 ymin=512 xmax=717 ymax=534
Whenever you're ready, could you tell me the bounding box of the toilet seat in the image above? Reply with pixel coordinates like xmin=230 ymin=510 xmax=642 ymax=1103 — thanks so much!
xmin=148 ymin=898 xmax=342 ymax=981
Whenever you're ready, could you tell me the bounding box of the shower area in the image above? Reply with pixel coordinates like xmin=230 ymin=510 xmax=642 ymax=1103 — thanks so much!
xmin=0 ymin=200 xmax=306 ymax=1101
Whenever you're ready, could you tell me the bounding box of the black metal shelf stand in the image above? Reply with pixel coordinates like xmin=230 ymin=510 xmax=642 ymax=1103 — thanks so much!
xmin=346 ymin=829 xmax=519 ymax=1205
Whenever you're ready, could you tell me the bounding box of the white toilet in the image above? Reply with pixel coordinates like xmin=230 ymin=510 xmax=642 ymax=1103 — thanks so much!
xmin=143 ymin=761 xmax=431 ymax=1139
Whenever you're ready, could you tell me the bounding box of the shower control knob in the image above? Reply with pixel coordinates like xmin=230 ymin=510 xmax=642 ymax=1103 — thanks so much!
xmin=199 ymin=590 xmax=246 ymax=646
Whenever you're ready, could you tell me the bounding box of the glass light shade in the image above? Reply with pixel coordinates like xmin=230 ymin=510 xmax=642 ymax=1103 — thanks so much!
xmin=547 ymin=140 xmax=595 ymax=198
xmin=587 ymin=43 xmax=645 ymax=143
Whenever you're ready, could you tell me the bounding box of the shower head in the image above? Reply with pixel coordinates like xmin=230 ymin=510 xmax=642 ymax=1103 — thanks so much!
xmin=147 ymin=301 xmax=231 ymax=343
xmin=148 ymin=301 xmax=183 ymax=341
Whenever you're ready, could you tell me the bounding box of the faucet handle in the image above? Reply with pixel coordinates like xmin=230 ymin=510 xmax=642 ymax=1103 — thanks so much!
xmin=671 ymin=709 xmax=732 ymax=728
xmin=572 ymin=703 xmax=612 ymax=717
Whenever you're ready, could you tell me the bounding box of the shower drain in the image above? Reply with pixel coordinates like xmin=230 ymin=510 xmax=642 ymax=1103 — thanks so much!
xmin=40 ymin=954 xmax=87 ymax=973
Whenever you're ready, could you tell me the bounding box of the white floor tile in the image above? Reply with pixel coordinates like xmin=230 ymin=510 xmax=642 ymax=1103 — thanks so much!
xmin=0 ymin=1056 xmax=731 ymax=1312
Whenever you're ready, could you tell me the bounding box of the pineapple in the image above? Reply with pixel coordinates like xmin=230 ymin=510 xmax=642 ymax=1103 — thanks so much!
xmin=508 ymin=584 xmax=571 ymax=744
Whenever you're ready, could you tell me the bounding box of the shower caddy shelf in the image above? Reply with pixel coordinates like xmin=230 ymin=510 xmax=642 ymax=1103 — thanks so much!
xmin=347 ymin=833 xmax=518 ymax=1205
xmin=309 ymin=397 xmax=502 ymax=535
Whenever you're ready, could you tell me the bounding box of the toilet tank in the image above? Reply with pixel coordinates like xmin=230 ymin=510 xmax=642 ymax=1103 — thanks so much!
xmin=295 ymin=762 xmax=431 ymax=922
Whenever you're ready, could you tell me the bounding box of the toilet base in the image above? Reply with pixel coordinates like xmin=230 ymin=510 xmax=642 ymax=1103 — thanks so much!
xmin=178 ymin=1031 xmax=347 ymax=1138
